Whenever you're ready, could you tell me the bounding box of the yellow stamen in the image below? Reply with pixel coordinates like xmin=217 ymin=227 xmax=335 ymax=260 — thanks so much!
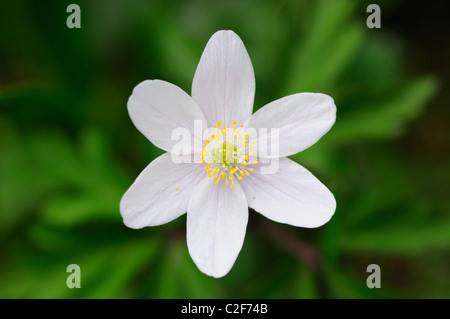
xmin=196 ymin=119 xmax=259 ymax=186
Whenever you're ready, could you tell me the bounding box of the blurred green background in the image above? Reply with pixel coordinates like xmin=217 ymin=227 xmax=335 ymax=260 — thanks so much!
xmin=0 ymin=0 xmax=448 ymax=298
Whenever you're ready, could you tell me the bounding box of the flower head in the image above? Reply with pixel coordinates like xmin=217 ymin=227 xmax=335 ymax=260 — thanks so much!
xmin=120 ymin=30 xmax=337 ymax=278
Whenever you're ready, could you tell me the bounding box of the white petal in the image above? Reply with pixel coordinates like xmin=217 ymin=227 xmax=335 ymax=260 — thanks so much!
xmin=120 ymin=153 xmax=204 ymax=229
xmin=128 ymin=80 xmax=207 ymax=153
xmin=245 ymin=93 xmax=336 ymax=158
xmin=192 ymin=30 xmax=255 ymax=127
xmin=240 ymin=158 xmax=336 ymax=228
xmin=187 ymin=177 xmax=248 ymax=278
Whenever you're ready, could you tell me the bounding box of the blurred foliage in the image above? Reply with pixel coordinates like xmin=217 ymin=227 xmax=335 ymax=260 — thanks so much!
xmin=0 ymin=0 xmax=448 ymax=298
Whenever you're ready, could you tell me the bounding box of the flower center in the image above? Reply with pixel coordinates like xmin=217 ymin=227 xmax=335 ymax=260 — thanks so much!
xmin=213 ymin=142 xmax=237 ymax=165
xmin=198 ymin=121 xmax=258 ymax=188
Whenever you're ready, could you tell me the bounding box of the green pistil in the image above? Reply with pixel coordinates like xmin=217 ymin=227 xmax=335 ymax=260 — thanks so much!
xmin=213 ymin=142 xmax=237 ymax=165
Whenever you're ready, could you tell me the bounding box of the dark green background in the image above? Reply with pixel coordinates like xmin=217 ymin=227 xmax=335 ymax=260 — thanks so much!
xmin=0 ymin=0 xmax=448 ymax=298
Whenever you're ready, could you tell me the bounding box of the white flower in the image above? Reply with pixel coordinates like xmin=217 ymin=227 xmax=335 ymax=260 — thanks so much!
xmin=120 ymin=30 xmax=337 ymax=278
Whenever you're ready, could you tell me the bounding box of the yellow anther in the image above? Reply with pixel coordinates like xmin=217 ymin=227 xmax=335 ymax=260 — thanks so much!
xmin=176 ymin=187 xmax=179 ymax=190
xmin=231 ymin=183 xmax=235 ymax=188
xmin=206 ymin=140 xmax=210 ymax=144
xmin=232 ymin=121 xmax=236 ymax=125
xmin=218 ymin=121 xmax=222 ymax=127
xmin=225 ymin=180 xmax=229 ymax=185
xmin=237 ymin=176 xmax=242 ymax=180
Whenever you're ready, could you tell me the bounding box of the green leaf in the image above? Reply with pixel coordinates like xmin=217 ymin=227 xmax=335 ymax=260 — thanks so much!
xmin=285 ymin=23 xmax=364 ymax=93
xmin=149 ymin=241 xmax=222 ymax=298
xmin=293 ymin=267 xmax=319 ymax=299
xmin=338 ymin=220 xmax=450 ymax=254
xmin=83 ymin=238 xmax=160 ymax=298
xmin=283 ymin=0 xmax=362 ymax=93
xmin=329 ymin=77 xmax=438 ymax=143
